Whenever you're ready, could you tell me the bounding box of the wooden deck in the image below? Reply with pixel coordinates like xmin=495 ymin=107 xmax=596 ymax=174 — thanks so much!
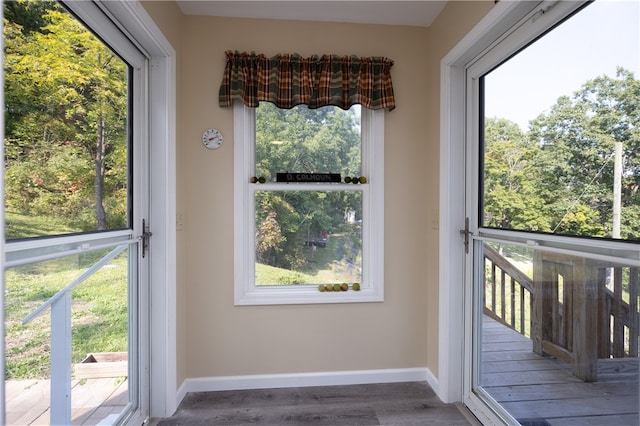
xmin=5 ymin=377 xmax=128 ymax=425
xmin=482 ymin=315 xmax=639 ymax=425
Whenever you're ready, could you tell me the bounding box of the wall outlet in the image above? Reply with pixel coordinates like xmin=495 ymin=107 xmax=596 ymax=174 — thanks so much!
xmin=176 ymin=213 xmax=184 ymax=231
xmin=431 ymin=210 xmax=439 ymax=230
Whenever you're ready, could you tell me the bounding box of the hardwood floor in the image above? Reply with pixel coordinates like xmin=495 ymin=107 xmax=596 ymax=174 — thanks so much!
xmin=150 ymin=317 xmax=638 ymax=426
xmin=482 ymin=316 xmax=639 ymax=425
xmin=151 ymin=382 xmax=479 ymax=425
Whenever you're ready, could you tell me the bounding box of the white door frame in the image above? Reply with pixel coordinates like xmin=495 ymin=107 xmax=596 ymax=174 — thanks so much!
xmin=102 ymin=2 xmax=179 ymax=418
xmin=0 ymin=0 xmax=177 ymax=421
xmin=439 ymin=0 xmax=590 ymax=423
xmin=76 ymin=2 xmax=178 ymax=418
xmin=438 ymin=0 xmax=537 ymax=405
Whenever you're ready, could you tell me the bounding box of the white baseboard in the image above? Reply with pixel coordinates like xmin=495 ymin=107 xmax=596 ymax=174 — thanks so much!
xmin=175 ymin=380 xmax=188 ymax=411
xmin=425 ymin=367 xmax=440 ymax=397
xmin=175 ymin=367 xmax=437 ymax=408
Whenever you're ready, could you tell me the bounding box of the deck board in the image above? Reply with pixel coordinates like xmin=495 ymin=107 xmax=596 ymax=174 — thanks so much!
xmin=481 ymin=316 xmax=639 ymax=425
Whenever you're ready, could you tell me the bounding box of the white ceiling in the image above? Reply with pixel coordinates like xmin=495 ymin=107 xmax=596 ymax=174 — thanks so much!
xmin=176 ymin=1 xmax=448 ymax=27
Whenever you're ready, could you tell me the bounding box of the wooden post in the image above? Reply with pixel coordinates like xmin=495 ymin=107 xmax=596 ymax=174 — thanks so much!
xmin=630 ymin=267 xmax=639 ymax=357
xmin=532 ymin=251 xmax=553 ymax=355
xmin=597 ymin=267 xmax=611 ymax=358
xmin=572 ymin=258 xmax=598 ymax=382
xmin=612 ymin=267 xmax=625 ymax=358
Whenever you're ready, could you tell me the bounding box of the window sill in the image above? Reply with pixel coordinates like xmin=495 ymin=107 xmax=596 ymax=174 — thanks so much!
xmin=234 ymin=285 xmax=384 ymax=306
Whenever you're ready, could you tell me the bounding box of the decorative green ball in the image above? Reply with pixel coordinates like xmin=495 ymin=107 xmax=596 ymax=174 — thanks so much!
xmin=325 ymin=284 xmax=333 ymax=292
xmin=333 ymin=284 xmax=342 ymax=292
xmin=318 ymin=284 xmax=326 ymax=292
xmin=352 ymin=283 xmax=361 ymax=291
xmin=341 ymin=283 xmax=349 ymax=291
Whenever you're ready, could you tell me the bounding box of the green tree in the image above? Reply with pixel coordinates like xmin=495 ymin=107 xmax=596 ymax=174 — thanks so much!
xmin=528 ymin=69 xmax=640 ymax=238
xmin=483 ymin=117 xmax=549 ymax=231
xmin=254 ymin=103 xmax=362 ymax=270
xmin=4 ymin=1 xmax=128 ymax=234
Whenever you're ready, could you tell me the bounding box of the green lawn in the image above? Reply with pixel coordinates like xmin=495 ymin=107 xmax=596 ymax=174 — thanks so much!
xmin=5 ymin=210 xmax=78 ymax=240
xmin=257 ymin=230 xmax=361 ymax=285
xmin=4 ymin=214 xmax=129 ymax=380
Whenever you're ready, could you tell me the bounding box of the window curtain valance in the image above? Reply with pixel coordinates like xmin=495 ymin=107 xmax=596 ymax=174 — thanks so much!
xmin=218 ymin=50 xmax=396 ymax=111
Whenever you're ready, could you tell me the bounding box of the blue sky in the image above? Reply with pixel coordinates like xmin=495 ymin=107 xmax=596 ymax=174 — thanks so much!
xmin=484 ymin=0 xmax=640 ymax=131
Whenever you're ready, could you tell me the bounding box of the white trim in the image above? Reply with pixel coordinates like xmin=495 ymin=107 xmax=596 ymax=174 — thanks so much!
xmin=438 ymin=0 xmax=544 ymax=406
xmin=65 ymin=1 xmax=147 ymax=69
xmin=424 ymin=367 xmax=439 ymax=397
xmin=148 ymin=53 xmax=178 ymax=420
xmin=0 ymin=5 xmax=5 ymax=423
xmin=0 ymin=1 xmax=177 ymax=422
xmin=99 ymin=0 xmax=178 ymax=419
xmin=179 ymin=368 xmax=431 ymax=395
xmin=175 ymin=381 xmax=188 ymax=411
xmin=439 ymin=0 xmax=591 ymax=421
xmin=438 ymin=51 xmax=466 ymax=405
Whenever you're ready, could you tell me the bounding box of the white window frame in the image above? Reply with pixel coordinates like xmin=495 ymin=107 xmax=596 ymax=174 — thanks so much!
xmin=234 ymin=102 xmax=384 ymax=305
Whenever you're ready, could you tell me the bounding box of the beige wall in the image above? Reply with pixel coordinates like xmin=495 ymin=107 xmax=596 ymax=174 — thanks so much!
xmin=423 ymin=0 xmax=496 ymax=378
xmin=142 ymin=1 xmax=495 ymax=386
xmin=181 ymin=16 xmax=433 ymax=379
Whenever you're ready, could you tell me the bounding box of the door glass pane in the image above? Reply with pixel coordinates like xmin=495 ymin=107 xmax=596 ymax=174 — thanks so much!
xmin=482 ymin=0 xmax=640 ymax=241
xmin=5 ymin=246 xmax=135 ymax=425
xmin=255 ymin=190 xmax=363 ymax=287
xmin=4 ymin=1 xmax=130 ymax=239
xmin=479 ymin=240 xmax=639 ymax=424
xmin=477 ymin=1 xmax=640 ymax=423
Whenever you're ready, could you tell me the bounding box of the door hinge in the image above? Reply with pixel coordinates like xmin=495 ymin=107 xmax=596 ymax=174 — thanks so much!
xmin=460 ymin=217 xmax=471 ymax=254
xmin=142 ymin=218 xmax=152 ymax=258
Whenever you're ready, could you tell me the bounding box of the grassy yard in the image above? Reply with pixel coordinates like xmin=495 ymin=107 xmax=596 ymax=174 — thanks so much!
xmin=5 ymin=246 xmax=129 ymax=380
xmin=5 ymin=210 xmax=78 ymax=240
xmin=257 ymin=230 xmax=361 ymax=285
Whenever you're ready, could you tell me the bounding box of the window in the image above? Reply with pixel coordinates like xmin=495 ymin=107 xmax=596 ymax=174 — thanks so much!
xmin=234 ymin=102 xmax=384 ymax=305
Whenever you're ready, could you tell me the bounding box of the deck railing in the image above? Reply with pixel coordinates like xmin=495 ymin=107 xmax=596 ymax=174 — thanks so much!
xmin=483 ymin=245 xmax=639 ymax=382
xmin=598 ymin=265 xmax=639 ymax=359
xmin=483 ymin=244 xmax=534 ymax=337
xmin=21 ymin=245 xmax=128 ymax=425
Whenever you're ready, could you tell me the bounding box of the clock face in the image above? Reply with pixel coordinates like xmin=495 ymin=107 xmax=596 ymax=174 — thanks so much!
xmin=202 ymin=128 xmax=223 ymax=149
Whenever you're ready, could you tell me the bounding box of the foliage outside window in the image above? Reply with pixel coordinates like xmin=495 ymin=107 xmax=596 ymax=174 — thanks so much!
xmin=483 ymin=69 xmax=640 ymax=241
xmin=234 ymin=102 xmax=384 ymax=305
xmin=4 ymin=0 xmax=130 ymax=239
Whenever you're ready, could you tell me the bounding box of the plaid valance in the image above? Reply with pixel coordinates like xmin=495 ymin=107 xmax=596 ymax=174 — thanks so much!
xmin=219 ymin=50 xmax=395 ymax=111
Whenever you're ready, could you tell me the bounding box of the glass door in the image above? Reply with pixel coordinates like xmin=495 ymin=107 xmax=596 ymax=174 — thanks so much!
xmin=465 ymin=1 xmax=640 ymax=424
xmin=3 ymin=1 xmax=149 ymax=424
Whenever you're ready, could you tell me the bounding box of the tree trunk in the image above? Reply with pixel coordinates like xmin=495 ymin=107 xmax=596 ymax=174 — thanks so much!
xmin=95 ymin=116 xmax=107 ymax=230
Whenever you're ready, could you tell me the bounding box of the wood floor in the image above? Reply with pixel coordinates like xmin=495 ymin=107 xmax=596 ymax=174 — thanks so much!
xmin=482 ymin=315 xmax=639 ymax=425
xmin=150 ymin=317 xmax=638 ymax=426
xmin=5 ymin=377 xmax=128 ymax=425
xmin=151 ymin=382 xmax=479 ymax=426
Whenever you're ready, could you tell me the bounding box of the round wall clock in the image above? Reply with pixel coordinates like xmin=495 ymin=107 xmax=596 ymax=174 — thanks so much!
xmin=202 ymin=128 xmax=223 ymax=149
